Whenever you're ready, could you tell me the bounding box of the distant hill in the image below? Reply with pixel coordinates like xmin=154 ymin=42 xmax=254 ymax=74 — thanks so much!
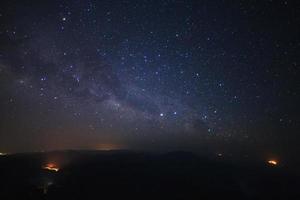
xmin=0 ymin=150 xmax=299 ymax=200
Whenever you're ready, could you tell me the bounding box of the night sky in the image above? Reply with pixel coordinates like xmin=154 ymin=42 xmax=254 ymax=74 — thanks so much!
xmin=0 ymin=0 xmax=299 ymax=163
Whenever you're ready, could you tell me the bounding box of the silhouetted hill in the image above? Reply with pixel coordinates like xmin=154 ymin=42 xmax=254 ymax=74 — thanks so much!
xmin=0 ymin=150 xmax=299 ymax=200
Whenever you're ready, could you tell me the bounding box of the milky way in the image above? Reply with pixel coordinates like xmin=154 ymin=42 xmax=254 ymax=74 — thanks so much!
xmin=0 ymin=1 xmax=299 ymax=160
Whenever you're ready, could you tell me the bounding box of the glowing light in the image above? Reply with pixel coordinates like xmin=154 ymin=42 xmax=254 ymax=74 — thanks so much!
xmin=0 ymin=152 xmax=7 ymax=156
xmin=267 ymin=160 xmax=278 ymax=166
xmin=43 ymin=163 xmax=59 ymax=172
xmin=96 ymin=143 xmax=122 ymax=151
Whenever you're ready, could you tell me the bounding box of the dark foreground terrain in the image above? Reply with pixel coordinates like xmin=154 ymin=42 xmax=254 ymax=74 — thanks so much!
xmin=0 ymin=150 xmax=299 ymax=200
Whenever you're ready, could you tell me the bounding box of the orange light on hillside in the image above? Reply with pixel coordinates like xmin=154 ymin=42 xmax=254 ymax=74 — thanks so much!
xmin=43 ymin=163 xmax=59 ymax=172
xmin=267 ymin=160 xmax=278 ymax=166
